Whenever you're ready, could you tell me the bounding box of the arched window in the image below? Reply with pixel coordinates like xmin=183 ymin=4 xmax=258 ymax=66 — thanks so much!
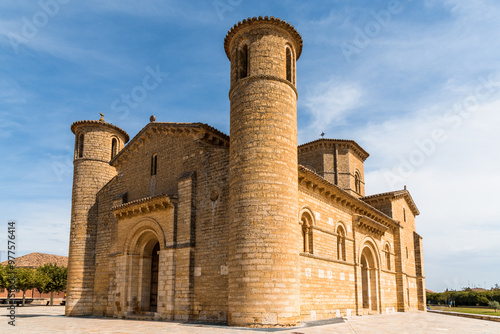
xmin=78 ymin=133 xmax=84 ymax=158
xmin=300 ymin=212 xmax=313 ymax=254
xmin=151 ymin=154 xmax=157 ymax=176
xmin=238 ymin=44 xmax=248 ymax=80
xmin=337 ymin=225 xmax=346 ymax=261
xmin=286 ymin=47 xmax=292 ymax=82
xmin=111 ymin=138 xmax=118 ymax=159
xmin=355 ymin=171 xmax=361 ymax=194
xmin=384 ymin=243 xmax=391 ymax=270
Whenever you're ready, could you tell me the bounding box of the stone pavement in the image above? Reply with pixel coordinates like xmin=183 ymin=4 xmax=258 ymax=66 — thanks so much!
xmin=2 ymin=306 xmax=500 ymax=333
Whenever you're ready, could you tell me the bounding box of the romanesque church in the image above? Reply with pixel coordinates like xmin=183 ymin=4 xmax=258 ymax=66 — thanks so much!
xmin=66 ymin=16 xmax=426 ymax=327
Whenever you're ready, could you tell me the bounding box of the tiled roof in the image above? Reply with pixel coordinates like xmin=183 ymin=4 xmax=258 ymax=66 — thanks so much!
xmin=71 ymin=119 xmax=130 ymax=142
xmin=298 ymin=138 xmax=370 ymax=162
xmin=362 ymin=189 xmax=420 ymax=216
xmin=1 ymin=252 xmax=68 ymax=268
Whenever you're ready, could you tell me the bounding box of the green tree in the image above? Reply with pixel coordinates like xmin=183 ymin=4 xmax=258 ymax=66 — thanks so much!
xmin=477 ymin=295 xmax=489 ymax=306
xmin=36 ymin=264 xmax=67 ymax=306
xmin=489 ymin=300 xmax=500 ymax=312
xmin=33 ymin=269 xmax=50 ymax=298
xmin=15 ymin=267 xmax=36 ymax=306
xmin=0 ymin=264 xmax=15 ymax=304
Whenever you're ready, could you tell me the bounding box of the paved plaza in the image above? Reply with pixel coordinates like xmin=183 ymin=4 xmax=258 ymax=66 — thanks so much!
xmin=2 ymin=306 xmax=500 ymax=333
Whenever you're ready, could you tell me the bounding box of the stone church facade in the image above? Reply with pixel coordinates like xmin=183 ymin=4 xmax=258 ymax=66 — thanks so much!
xmin=65 ymin=17 xmax=426 ymax=327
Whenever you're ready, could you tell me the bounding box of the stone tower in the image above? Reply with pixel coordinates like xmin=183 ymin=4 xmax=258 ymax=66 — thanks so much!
xmin=66 ymin=116 xmax=129 ymax=316
xmin=224 ymin=17 xmax=303 ymax=327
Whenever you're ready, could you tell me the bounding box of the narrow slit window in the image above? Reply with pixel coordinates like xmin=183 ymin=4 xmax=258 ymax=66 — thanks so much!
xmin=403 ymin=208 xmax=407 ymax=222
xmin=78 ymin=133 xmax=84 ymax=158
xmin=239 ymin=44 xmax=248 ymax=79
xmin=286 ymin=47 xmax=292 ymax=82
xmin=337 ymin=225 xmax=346 ymax=261
xmin=151 ymin=154 xmax=157 ymax=176
xmin=111 ymin=138 xmax=118 ymax=159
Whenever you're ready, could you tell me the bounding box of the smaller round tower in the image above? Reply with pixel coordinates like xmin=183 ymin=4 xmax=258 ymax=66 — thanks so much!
xmin=66 ymin=115 xmax=128 ymax=316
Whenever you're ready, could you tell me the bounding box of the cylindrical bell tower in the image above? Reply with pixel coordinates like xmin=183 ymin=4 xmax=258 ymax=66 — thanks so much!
xmin=225 ymin=16 xmax=303 ymax=327
xmin=66 ymin=115 xmax=129 ymax=316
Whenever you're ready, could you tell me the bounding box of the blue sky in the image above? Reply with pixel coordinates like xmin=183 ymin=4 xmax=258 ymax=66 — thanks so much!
xmin=1 ymin=0 xmax=499 ymax=292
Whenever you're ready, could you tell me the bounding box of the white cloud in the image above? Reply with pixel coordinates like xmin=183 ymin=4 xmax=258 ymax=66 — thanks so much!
xmin=0 ymin=200 xmax=70 ymax=258
xmin=297 ymin=0 xmax=500 ymax=291
xmin=299 ymin=78 xmax=362 ymax=142
xmin=357 ymin=96 xmax=500 ymax=291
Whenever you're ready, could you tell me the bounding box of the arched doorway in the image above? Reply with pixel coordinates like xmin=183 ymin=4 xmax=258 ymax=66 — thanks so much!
xmin=149 ymin=242 xmax=160 ymax=312
xmin=117 ymin=218 xmax=169 ymax=318
xmin=124 ymin=228 xmax=162 ymax=315
xmin=360 ymin=245 xmax=379 ymax=312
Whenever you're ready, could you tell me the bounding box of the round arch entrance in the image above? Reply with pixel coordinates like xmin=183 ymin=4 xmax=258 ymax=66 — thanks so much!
xmin=360 ymin=244 xmax=380 ymax=313
xmin=123 ymin=221 xmax=165 ymax=315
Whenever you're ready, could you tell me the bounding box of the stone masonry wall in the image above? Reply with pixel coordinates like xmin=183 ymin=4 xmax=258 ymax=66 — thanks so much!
xmin=92 ymin=128 xmax=230 ymax=321
xmin=298 ymin=185 xmax=399 ymax=320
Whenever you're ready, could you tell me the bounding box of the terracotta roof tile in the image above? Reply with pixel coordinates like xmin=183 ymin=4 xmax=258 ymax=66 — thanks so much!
xmin=1 ymin=252 xmax=67 ymax=268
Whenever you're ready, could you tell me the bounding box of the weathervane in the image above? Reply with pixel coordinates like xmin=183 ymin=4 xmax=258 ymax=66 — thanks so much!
xmin=320 ymin=132 xmax=325 ymax=138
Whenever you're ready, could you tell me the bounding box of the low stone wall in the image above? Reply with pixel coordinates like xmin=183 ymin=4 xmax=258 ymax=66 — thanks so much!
xmin=429 ymin=310 xmax=500 ymax=322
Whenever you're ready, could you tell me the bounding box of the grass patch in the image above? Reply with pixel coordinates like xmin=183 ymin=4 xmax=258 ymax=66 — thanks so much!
xmin=430 ymin=306 xmax=500 ymax=317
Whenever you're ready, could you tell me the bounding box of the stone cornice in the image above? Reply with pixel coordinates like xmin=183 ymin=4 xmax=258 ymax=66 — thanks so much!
xmin=298 ymin=165 xmax=400 ymax=230
xmin=71 ymin=119 xmax=130 ymax=143
xmin=298 ymin=139 xmax=369 ymax=162
xmin=224 ymin=16 xmax=303 ymax=60
xmin=354 ymin=214 xmax=389 ymax=237
xmin=112 ymin=194 xmax=177 ymax=220
xmin=110 ymin=122 xmax=229 ymax=167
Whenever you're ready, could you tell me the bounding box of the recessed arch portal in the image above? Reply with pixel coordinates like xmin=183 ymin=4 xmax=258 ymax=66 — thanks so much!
xmin=360 ymin=242 xmax=380 ymax=312
xmin=122 ymin=219 xmax=166 ymax=315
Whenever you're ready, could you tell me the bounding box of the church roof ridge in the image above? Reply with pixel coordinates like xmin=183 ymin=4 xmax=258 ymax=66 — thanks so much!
xmin=110 ymin=122 xmax=229 ymax=166
xmin=362 ymin=189 xmax=420 ymax=216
